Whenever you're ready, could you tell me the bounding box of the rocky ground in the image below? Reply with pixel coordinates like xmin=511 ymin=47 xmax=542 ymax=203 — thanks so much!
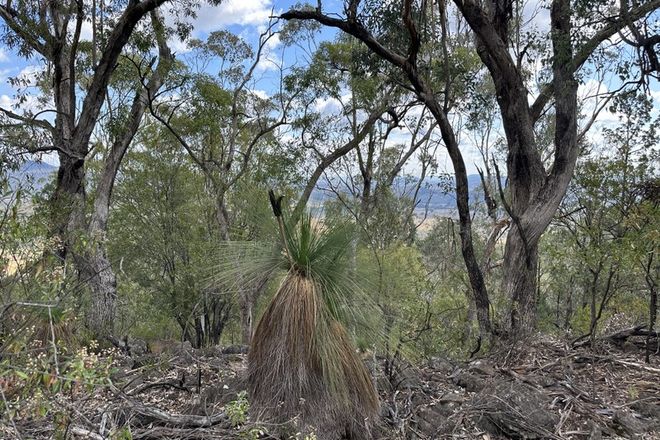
xmin=2 ymin=333 xmax=659 ymax=439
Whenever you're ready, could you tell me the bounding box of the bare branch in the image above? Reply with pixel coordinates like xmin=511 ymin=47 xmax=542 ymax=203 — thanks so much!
xmin=0 ymin=106 xmax=55 ymax=132
xmin=530 ymin=0 xmax=660 ymax=120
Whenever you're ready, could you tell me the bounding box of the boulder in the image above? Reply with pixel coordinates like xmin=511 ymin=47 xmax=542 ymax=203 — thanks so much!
xmin=469 ymin=380 xmax=559 ymax=439
xmin=221 ymin=344 xmax=249 ymax=354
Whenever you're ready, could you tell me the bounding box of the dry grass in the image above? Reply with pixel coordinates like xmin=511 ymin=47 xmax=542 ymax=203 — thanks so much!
xmin=248 ymin=271 xmax=379 ymax=439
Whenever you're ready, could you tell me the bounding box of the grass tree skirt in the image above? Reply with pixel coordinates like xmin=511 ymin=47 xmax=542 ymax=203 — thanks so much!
xmin=248 ymin=272 xmax=379 ymax=439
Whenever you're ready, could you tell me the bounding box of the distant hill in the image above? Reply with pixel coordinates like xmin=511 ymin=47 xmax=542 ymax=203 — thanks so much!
xmin=5 ymin=162 xmax=499 ymax=216
xmin=309 ymin=174 xmax=498 ymax=215
xmin=7 ymin=160 xmax=57 ymax=192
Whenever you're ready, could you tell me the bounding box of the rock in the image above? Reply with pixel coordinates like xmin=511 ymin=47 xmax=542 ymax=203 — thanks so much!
xmin=428 ymin=357 xmax=455 ymax=374
xmin=468 ymin=360 xmax=496 ymax=376
xmin=221 ymin=344 xmax=249 ymax=354
xmin=415 ymin=404 xmax=449 ymax=437
xmin=612 ymin=409 xmax=653 ymax=439
xmin=377 ymin=376 xmax=391 ymax=392
xmin=172 ymin=341 xmax=195 ymax=362
xmin=527 ymin=374 xmax=556 ymax=388
xmin=630 ymin=392 xmax=660 ymax=421
xmin=394 ymin=366 xmax=422 ymax=390
xmin=438 ymin=392 xmax=464 ymax=404
xmin=127 ymin=338 xmax=149 ymax=356
xmin=469 ymin=380 xmax=559 ymax=439
xmin=113 ymin=336 xmax=148 ymax=357
xmin=589 ymin=423 xmax=603 ymax=440
xmin=451 ymin=370 xmax=486 ymax=392
xmin=425 ymin=372 xmax=447 ymax=384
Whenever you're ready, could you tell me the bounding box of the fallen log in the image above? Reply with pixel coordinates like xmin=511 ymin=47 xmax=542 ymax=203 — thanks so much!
xmin=127 ymin=401 xmax=230 ymax=428
xmin=573 ymin=325 xmax=658 ymax=348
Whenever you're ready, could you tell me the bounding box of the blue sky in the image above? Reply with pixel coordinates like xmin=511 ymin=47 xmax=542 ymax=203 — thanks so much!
xmin=0 ymin=0 xmax=658 ymax=175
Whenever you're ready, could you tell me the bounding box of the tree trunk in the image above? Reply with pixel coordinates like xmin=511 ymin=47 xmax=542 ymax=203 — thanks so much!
xmin=81 ymin=246 xmax=117 ymax=338
xmin=564 ymin=285 xmax=573 ymax=329
xmin=52 ymin=154 xmax=87 ymax=258
xmin=79 ymin=10 xmax=173 ymax=339
xmin=647 ymin=285 xmax=657 ymax=363
xmin=502 ymin=227 xmax=539 ymax=335
xmin=644 ymin=253 xmax=657 ymax=363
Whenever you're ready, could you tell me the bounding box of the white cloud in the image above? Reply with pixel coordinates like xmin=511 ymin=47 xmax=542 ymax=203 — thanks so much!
xmin=251 ymin=89 xmax=269 ymax=99
xmin=256 ymin=33 xmax=283 ymax=71
xmin=578 ymin=79 xmax=623 ymax=126
xmin=15 ymin=65 xmax=44 ymax=88
xmin=522 ymin=0 xmax=550 ymax=33
xmin=168 ymin=37 xmax=191 ymax=55
xmin=191 ymin=0 xmax=274 ymax=31
xmin=0 ymin=48 xmax=9 ymax=63
xmin=650 ymin=89 xmax=660 ymax=104
xmin=80 ymin=21 xmax=94 ymax=41
xmin=0 ymin=68 xmax=12 ymax=83
xmin=313 ymin=96 xmax=341 ymax=114
xmin=0 ymin=94 xmax=12 ymax=108
xmin=162 ymin=0 xmax=277 ymax=55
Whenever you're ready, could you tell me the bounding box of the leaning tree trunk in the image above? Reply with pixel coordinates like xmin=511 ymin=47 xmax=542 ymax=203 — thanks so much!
xmin=80 ymin=10 xmax=173 ymax=339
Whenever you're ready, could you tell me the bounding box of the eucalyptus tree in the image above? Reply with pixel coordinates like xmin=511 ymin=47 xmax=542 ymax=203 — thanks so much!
xmin=0 ymin=0 xmax=196 ymax=337
xmin=285 ymin=35 xmax=405 ymax=224
xmin=0 ymin=0 xmax=179 ymax=255
xmin=281 ymin=0 xmax=660 ymax=338
xmin=150 ymin=26 xmax=298 ymax=344
xmin=108 ymin=127 xmax=230 ymax=347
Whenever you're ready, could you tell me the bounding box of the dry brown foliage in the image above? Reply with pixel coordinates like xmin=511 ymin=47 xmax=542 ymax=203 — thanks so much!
xmin=248 ymin=271 xmax=379 ymax=439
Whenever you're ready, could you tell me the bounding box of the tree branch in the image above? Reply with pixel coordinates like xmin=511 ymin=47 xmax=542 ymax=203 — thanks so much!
xmin=0 ymin=5 xmax=50 ymax=57
xmin=72 ymin=0 xmax=169 ymax=150
xmin=530 ymin=0 xmax=660 ymax=121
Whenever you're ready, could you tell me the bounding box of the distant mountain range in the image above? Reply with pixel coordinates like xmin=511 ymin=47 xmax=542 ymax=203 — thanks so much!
xmin=9 ymin=161 xmax=497 ymax=215
xmin=7 ymin=161 xmax=57 ymax=192
xmin=310 ymin=174 xmax=495 ymax=215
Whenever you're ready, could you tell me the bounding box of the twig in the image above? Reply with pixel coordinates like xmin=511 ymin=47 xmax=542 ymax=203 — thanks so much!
xmin=0 ymin=385 xmax=22 ymax=440
xmin=48 ymin=305 xmax=60 ymax=376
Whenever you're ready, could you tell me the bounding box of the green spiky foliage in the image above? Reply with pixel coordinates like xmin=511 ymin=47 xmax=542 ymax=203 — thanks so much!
xmin=216 ymin=205 xmax=380 ymax=438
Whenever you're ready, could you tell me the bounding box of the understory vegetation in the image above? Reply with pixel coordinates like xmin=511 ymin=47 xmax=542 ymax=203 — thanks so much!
xmin=0 ymin=0 xmax=658 ymax=438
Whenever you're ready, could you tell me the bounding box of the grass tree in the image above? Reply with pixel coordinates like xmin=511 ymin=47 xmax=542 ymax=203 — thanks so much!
xmin=221 ymin=191 xmax=379 ymax=438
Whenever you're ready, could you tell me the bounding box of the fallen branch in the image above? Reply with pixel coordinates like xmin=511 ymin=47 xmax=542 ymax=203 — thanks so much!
xmin=70 ymin=425 xmax=106 ymax=440
xmin=605 ymin=325 xmax=657 ymax=340
xmin=132 ymin=426 xmax=238 ymax=439
xmin=573 ymin=324 xmax=658 ymax=348
xmin=611 ymin=359 xmax=660 ymax=374
xmin=128 ymin=401 xmax=229 ymax=428
xmin=572 ymin=354 xmax=660 ymax=374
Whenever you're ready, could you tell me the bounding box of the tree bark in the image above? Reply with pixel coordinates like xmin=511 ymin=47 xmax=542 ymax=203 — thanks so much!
xmin=501 ymin=227 xmax=539 ymax=334
xmin=81 ymin=10 xmax=173 ymax=338
xmin=644 ymin=253 xmax=657 ymax=363
xmin=239 ymin=297 xmax=253 ymax=346
xmin=50 ymin=0 xmax=169 ymax=261
xmin=452 ymin=0 xmax=578 ymax=335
